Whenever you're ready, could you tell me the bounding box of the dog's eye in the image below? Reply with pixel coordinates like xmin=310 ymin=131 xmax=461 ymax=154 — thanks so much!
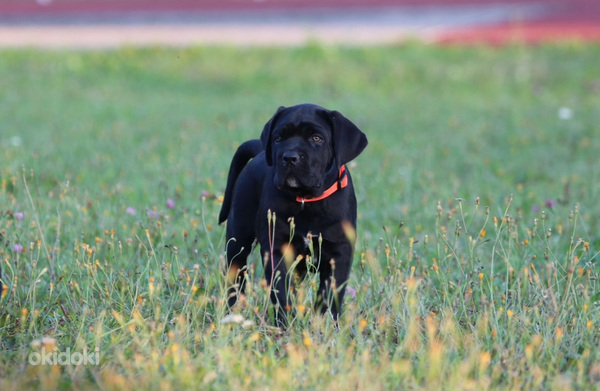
xmin=273 ymin=136 xmax=282 ymax=143
xmin=311 ymin=135 xmax=323 ymax=143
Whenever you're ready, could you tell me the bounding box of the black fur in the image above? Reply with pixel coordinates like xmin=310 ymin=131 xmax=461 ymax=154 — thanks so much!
xmin=219 ymin=103 xmax=367 ymax=326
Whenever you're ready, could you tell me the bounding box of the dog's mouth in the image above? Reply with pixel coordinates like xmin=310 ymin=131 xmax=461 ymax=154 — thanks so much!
xmin=277 ymin=172 xmax=321 ymax=196
xmin=285 ymin=177 xmax=301 ymax=189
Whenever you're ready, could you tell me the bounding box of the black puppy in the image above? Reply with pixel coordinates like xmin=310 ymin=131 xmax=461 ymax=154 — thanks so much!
xmin=218 ymin=103 xmax=367 ymax=325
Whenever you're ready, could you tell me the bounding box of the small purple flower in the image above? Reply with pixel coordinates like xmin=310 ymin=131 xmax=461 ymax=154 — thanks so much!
xmin=125 ymin=207 xmax=137 ymax=215
xmin=13 ymin=244 xmax=24 ymax=253
xmin=166 ymin=198 xmax=175 ymax=209
xmin=345 ymin=286 xmax=357 ymax=300
xmin=147 ymin=209 xmax=159 ymax=219
xmin=531 ymin=204 xmax=540 ymax=212
xmin=544 ymin=199 xmax=556 ymax=209
xmin=14 ymin=212 xmax=24 ymax=220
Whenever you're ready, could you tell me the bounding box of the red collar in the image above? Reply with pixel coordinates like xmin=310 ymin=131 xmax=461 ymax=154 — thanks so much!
xmin=296 ymin=165 xmax=348 ymax=205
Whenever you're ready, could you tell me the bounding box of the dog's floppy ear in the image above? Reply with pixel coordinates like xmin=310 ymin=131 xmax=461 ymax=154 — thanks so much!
xmin=329 ymin=110 xmax=368 ymax=165
xmin=260 ymin=106 xmax=286 ymax=166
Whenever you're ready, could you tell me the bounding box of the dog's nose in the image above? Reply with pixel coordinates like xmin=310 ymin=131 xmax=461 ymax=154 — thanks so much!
xmin=282 ymin=151 xmax=300 ymax=166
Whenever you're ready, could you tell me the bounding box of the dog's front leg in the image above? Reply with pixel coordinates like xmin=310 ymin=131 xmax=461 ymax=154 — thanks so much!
xmin=263 ymin=249 xmax=292 ymax=328
xmin=316 ymin=241 xmax=353 ymax=321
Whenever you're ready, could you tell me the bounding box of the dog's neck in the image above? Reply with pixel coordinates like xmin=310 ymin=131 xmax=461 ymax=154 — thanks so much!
xmin=296 ymin=164 xmax=348 ymax=207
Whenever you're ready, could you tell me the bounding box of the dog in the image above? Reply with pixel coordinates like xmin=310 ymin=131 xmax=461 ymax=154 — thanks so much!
xmin=218 ymin=103 xmax=367 ymax=325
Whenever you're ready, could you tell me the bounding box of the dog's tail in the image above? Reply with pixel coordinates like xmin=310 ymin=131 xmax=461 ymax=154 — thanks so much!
xmin=218 ymin=139 xmax=263 ymax=224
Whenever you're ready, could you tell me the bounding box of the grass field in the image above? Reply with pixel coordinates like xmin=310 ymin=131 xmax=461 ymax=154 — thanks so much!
xmin=1 ymin=43 xmax=599 ymax=390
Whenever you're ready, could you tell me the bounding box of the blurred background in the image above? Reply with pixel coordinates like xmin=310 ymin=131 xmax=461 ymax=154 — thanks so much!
xmin=1 ymin=0 xmax=599 ymax=48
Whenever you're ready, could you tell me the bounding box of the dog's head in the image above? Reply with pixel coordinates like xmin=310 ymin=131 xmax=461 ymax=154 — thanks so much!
xmin=260 ymin=104 xmax=368 ymax=197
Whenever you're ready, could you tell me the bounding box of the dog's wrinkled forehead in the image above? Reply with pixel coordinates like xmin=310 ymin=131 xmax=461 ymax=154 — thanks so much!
xmin=272 ymin=120 xmax=331 ymax=140
xmin=272 ymin=106 xmax=331 ymax=136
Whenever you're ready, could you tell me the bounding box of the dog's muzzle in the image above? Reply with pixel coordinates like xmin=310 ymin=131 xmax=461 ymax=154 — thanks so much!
xmin=282 ymin=151 xmax=301 ymax=167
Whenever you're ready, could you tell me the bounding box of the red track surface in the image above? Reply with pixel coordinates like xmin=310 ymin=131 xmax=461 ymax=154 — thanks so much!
xmin=0 ymin=0 xmax=526 ymax=14
xmin=0 ymin=0 xmax=598 ymax=45
xmin=437 ymin=0 xmax=600 ymax=44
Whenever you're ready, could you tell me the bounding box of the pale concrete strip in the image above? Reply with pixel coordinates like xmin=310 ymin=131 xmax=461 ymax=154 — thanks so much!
xmin=0 ymin=25 xmax=439 ymax=48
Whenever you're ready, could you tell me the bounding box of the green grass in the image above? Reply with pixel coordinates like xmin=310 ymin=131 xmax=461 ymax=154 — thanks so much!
xmin=0 ymin=43 xmax=599 ymax=390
